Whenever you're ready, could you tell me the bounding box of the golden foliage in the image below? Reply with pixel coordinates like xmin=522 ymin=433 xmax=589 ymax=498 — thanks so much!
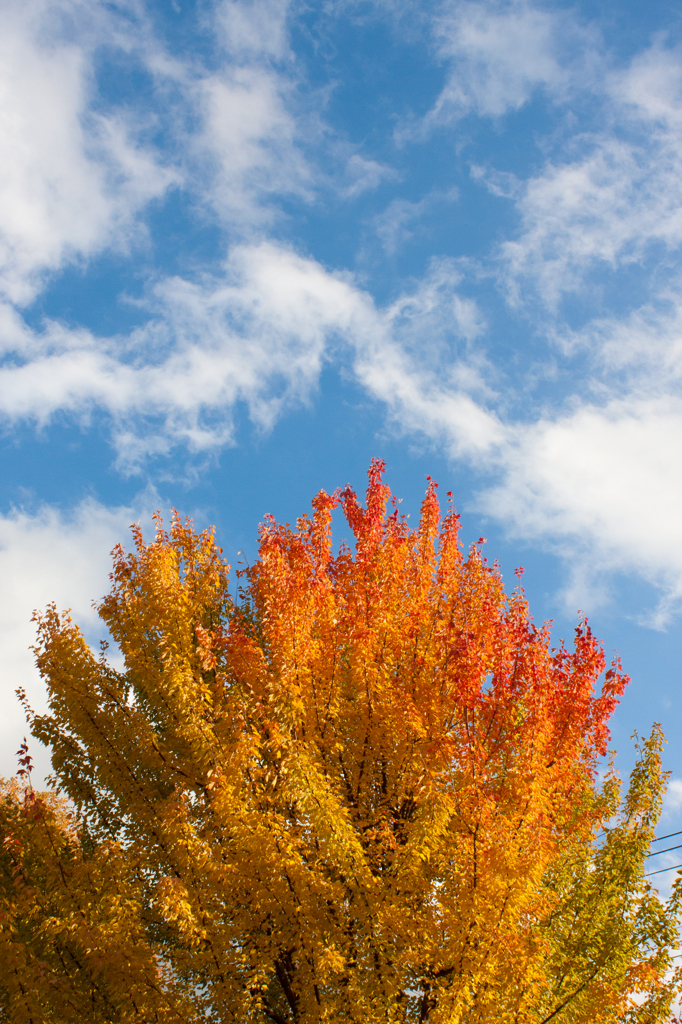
xmin=2 ymin=460 xmax=680 ymax=1023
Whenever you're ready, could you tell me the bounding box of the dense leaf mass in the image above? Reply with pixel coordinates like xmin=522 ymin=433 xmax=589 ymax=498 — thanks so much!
xmin=1 ymin=461 xmax=680 ymax=1023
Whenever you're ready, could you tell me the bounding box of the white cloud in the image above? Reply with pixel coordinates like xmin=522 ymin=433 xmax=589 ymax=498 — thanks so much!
xmin=611 ymin=40 xmax=682 ymax=128
xmin=500 ymin=136 xmax=682 ymax=309
xmin=0 ymin=0 xmax=323 ymax=301
xmin=422 ymin=32 xmax=682 ymax=620
xmin=665 ymin=779 xmax=682 ymax=815
xmin=0 ymin=0 xmax=178 ymax=305
xmin=476 ymin=396 xmax=682 ymax=624
xmin=357 ymin=347 xmax=504 ymax=458
xmin=0 ymin=243 xmax=375 ymax=467
xmin=495 ymin=41 xmax=682 ymax=306
xmin=560 ymin=288 xmax=682 ymax=387
xmin=387 ymin=257 xmax=487 ymax=347
xmin=0 ymin=0 xmax=397 ymax=308
xmin=0 ymin=497 xmax=153 ymax=783
xmin=354 ymin=260 xmax=503 ymax=458
xmin=0 ymin=243 xmax=502 ymax=469
xmin=342 ymin=154 xmax=398 ymax=200
xmin=198 ymin=66 xmax=312 ymax=225
xmin=423 ymin=0 xmax=587 ymax=126
xmin=460 ymin=38 xmax=682 ymax=618
xmin=215 ymin=0 xmax=293 ymax=62
xmin=417 ymin=11 xmax=682 ymax=309
xmin=199 ymin=5 xmax=395 ymax=224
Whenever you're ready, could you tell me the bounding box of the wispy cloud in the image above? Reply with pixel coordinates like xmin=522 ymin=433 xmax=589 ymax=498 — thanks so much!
xmin=0 ymin=494 xmax=156 ymax=781
xmin=0 ymin=244 xmax=368 ymax=467
xmin=0 ymin=0 xmax=179 ymax=305
xmin=215 ymin=0 xmax=294 ymax=62
xmin=372 ymin=189 xmax=459 ymax=255
xmin=419 ymin=0 xmax=595 ymax=128
xmin=0 ymin=243 xmax=499 ymax=470
xmin=197 ymin=65 xmax=313 ymax=226
xmin=496 ymin=41 xmax=682 ymax=307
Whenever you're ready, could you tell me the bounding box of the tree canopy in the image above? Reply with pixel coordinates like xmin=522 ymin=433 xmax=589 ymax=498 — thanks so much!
xmin=1 ymin=460 xmax=681 ymax=1023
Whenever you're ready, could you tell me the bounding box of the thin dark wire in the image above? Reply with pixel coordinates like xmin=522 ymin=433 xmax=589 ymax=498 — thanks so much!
xmin=652 ymin=830 xmax=682 ymax=844
xmin=647 ymin=843 xmax=682 ymax=859
xmin=645 ymin=862 xmax=682 ymax=878
xmin=598 ymin=828 xmax=682 ymax=844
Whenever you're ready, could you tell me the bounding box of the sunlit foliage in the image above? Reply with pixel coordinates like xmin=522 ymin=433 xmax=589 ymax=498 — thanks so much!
xmin=2 ymin=461 xmax=680 ymax=1022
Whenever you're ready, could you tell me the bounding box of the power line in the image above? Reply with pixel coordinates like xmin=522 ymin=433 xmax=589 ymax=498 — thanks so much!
xmin=598 ymin=828 xmax=682 ymax=845
xmin=645 ymin=862 xmax=682 ymax=878
xmin=647 ymin=843 xmax=682 ymax=859
xmin=652 ymin=830 xmax=682 ymax=844
xmin=593 ymin=827 xmax=679 ymax=843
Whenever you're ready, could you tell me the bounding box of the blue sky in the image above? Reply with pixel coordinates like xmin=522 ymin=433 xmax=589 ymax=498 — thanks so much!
xmin=3 ymin=0 xmax=682 ymax=864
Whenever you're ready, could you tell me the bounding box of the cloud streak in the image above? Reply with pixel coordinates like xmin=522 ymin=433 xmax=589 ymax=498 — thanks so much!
xmin=0 ymin=246 xmax=494 ymax=463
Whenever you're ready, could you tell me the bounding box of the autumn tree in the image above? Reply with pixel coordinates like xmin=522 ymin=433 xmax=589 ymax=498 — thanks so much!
xmin=1 ymin=459 xmax=681 ymax=1024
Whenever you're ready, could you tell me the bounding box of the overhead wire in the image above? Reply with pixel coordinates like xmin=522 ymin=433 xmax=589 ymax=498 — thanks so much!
xmin=651 ymin=829 xmax=682 ymax=843
xmin=643 ymin=830 xmax=682 ymax=875
xmin=646 ymin=843 xmax=682 ymax=858
xmin=598 ymin=828 xmax=682 ymax=843
xmin=645 ymin=863 xmax=682 ymax=878
xmin=593 ymin=828 xmax=682 ymax=877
